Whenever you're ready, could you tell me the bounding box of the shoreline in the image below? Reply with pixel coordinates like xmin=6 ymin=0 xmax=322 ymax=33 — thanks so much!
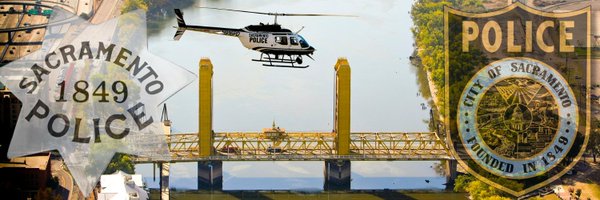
xmin=425 ymin=70 xmax=441 ymax=119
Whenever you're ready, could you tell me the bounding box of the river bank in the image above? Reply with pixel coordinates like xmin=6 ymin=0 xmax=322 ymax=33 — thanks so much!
xmin=410 ymin=53 xmax=443 ymax=124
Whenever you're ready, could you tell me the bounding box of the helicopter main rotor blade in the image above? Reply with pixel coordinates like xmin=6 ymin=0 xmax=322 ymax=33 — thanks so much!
xmin=278 ymin=13 xmax=356 ymax=17
xmin=197 ymin=7 xmax=356 ymax=17
xmin=198 ymin=7 xmax=273 ymax=15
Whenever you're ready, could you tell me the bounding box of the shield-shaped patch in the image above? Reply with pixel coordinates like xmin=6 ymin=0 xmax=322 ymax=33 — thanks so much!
xmin=444 ymin=2 xmax=591 ymax=197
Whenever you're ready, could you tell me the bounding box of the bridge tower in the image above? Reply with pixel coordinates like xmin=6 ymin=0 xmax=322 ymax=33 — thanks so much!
xmin=199 ymin=58 xmax=213 ymax=157
xmin=325 ymin=58 xmax=352 ymax=190
xmin=198 ymin=58 xmax=223 ymax=190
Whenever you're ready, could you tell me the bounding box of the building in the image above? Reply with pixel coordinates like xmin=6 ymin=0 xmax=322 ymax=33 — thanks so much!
xmin=98 ymin=171 xmax=148 ymax=200
xmin=0 ymin=152 xmax=52 ymax=198
xmin=0 ymin=85 xmax=56 ymax=199
xmin=0 ymin=84 xmax=21 ymax=161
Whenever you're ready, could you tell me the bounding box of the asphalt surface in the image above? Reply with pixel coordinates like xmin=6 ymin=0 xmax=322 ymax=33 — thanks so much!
xmin=51 ymin=159 xmax=74 ymax=200
xmin=90 ymin=0 xmax=121 ymax=24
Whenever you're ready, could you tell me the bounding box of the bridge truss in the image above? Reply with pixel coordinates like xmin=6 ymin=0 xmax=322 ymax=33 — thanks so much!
xmin=133 ymin=131 xmax=450 ymax=163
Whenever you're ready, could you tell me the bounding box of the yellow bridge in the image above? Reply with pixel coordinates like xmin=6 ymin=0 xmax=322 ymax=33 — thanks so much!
xmin=138 ymin=58 xmax=456 ymax=198
xmin=142 ymin=130 xmax=450 ymax=161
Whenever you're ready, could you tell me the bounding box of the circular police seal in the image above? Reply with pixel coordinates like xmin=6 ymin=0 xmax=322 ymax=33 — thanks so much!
xmin=457 ymin=57 xmax=578 ymax=179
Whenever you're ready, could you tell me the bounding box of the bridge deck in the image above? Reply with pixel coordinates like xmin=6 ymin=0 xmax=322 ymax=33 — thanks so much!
xmin=134 ymin=132 xmax=452 ymax=163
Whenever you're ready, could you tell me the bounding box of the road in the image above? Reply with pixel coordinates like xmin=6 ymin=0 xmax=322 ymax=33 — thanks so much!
xmin=0 ymin=3 xmax=48 ymax=61
xmin=0 ymin=0 xmax=77 ymax=14
xmin=90 ymin=0 xmax=121 ymax=24
xmin=51 ymin=159 xmax=74 ymax=200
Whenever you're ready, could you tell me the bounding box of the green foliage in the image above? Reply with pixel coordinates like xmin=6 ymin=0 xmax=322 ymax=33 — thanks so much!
xmin=411 ymin=0 xmax=452 ymax=105
xmin=104 ymin=153 xmax=135 ymax=174
xmin=122 ymin=0 xmax=148 ymax=13
xmin=460 ymin=0 xmax=485 ymax=12
xmin=483 ymin=196 xmax=512 ymax=200
xmin=465 ymin=179 xmax=504 ymax=199
xmin=454 ymin=174 xmax=475 ymax=192
xmin=454 ymin=174 xmax=517 ymax=199
xmin=410 ymin=0 xmax=486 ymax=114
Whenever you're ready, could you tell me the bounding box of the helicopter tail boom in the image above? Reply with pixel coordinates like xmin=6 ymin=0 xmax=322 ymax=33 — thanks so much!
xmin=173 ymin=9 xmax=243 ymax=40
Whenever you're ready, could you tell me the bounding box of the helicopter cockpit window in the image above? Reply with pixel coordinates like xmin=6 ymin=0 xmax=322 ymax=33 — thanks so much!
xmin=275 ymin=36 xmax=288 ymax=45
xmin=290 ymin=37 xmax=299 ymax=45
xmin=298 ymin=36 xmax=309 ymax=48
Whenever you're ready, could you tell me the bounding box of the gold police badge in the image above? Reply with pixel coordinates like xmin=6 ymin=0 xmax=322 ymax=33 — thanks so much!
xmin=445 ymin=2 xmax=591 ymax=197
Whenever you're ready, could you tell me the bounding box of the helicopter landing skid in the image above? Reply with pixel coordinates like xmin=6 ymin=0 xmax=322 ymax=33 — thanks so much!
xmin=251 ymin=54 xmax=309 ymax=68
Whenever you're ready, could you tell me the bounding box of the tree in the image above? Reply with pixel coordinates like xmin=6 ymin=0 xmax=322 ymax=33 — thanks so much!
xmin=104 ymin=153 xmax=135 ymax=174
xmin=465 ymin=180 xmax=504 ymax=199
xmin=483 ymin=196 xmax=512 ymax=200
xmin=410 ymin=0 xmax=486 ymax=115
xmin=454 ymin=174 xmax=475 ymax=192
xmin=460 ymin=0 xmax=485 ymax=12
xmin=454 ymin=174 xmax=515 ymax=199
xmin=122 ymin=0 xmax=148 ymax=13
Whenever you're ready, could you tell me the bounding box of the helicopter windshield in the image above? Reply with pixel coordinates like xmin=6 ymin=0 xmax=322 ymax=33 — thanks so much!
xmin=297 ymin=35 xmax=310 ymax=48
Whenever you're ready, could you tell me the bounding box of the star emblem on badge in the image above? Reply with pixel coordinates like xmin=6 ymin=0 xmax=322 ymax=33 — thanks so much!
xmin=0 ymin=8 xmax=196 ymax=196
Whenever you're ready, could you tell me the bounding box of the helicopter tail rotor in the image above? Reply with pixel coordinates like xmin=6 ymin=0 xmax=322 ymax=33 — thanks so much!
xmin=175 ymin=9 xmax=187 ymax=27
xmin=173 ymin=9 xmax=187 ymax=41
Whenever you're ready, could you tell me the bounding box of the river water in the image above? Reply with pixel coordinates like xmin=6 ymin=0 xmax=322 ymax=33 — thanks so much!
xmin=135 ymin=0 xmax=446 ymax=191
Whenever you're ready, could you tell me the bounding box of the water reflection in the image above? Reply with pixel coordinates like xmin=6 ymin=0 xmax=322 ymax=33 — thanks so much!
xmin=147 ymin=190 xmax=468 ymax=200
xmin=136 ymin=161 xmax=447 ymax=191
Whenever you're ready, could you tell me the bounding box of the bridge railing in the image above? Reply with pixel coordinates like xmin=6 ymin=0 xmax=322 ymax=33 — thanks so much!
xmin=350 ymin=132 xmax=448 ymax=156
xmin=143 ymin=131 xmax=451 ymax=162
xmin=134 ymin=153 xmax=453 ymax=163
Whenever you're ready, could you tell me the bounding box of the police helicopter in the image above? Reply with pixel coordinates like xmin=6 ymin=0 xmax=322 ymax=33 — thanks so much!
xmin=173 ymin=7 xmax=354 ymax=68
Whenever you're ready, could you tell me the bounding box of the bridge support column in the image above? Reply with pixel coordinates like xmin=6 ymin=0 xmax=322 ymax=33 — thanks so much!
xmin=324 ymin=159 xmax=351 ymax=191
xmin=444 ymin=159 xmax=458 ymax=190
xmin=199 ymin=58 xmax=213 ymax=157
xmin=197 ymin=160 xmax=223 ymax=190
xmin=160 ymin=162 xmax=170 ymax=200
xmin=334 ymin=58 xmax=351 ymax=155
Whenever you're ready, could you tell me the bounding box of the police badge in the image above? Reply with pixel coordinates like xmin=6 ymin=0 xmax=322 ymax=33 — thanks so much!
xmin=444 ymin=2 xmax=591 ymax=196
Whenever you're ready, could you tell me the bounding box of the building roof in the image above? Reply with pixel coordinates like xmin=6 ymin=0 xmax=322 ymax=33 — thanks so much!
xmin=99 ymin=171 xmax=148 ymax=200
xmin=0 ymin=152 xmax=50 ymax=170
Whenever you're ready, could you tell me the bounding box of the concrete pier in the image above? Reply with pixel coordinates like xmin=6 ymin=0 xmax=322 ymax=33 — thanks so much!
xmin=324 ymin=159 xmax=351 ymax=190
xmin=160 ymin=162 xmax=170 ymax=200
xmin=445 ymin=159 xmax=458 ymax=190
xmin=197 ymin=160 xmax=223 ymax=190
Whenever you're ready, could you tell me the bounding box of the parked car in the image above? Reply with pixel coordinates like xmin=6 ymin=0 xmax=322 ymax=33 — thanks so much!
xmin=220 ymin=146 xmax=239 ymax=154
xmin=267 ymin=146 xmax=283 ymax=153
